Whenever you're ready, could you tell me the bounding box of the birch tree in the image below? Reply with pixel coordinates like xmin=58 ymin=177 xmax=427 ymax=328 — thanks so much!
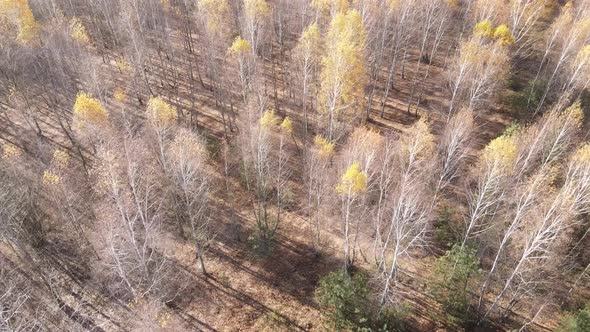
xmin=476 ymin=101 xmax=584 ymax=312
xmin=145 ymin=96 xmax=177 ymax=173
xmin=197 ymin=0 xmax=234 ymax=133
xmin=463 ymin=133 xmax=517 ymax=249
xmin=229 ymin=36 xmax=254 ymax=103
xmin=319 ymin=9 xmax=367 ymax=140
xmin=406 ymin=0 xmax=452 ymax=115
xmin=304 ymin=135 xmax=335 ymax=250
xmin=293 ymin=23 xmax=321 ymax=137
xmin=337 ymin=161 xmax=368 ymax=273
xmin=93 ymin=140 xmax=170 ymax=300
xmin=167 ymin=129 xmax=211 ymax=274
xmin=432 ymin=109 xmax=474 ymax=206
xmin=447 ymin=22 xmax=512 ymax=118
xmin=241 ymin=0 xmax=270 ymax=56
xmin=340 ymin=127 xmax=383 ymax=267
xmin=0 ymin=0 xmax=40 ymax=45
xmin=380 ymin=0 xmax=415 ymax=118
xmin=529 ymin=3 xmax=590 ymax=114
xmin=480 ymin=186 xmax=573 ymax=322
xmin=377 ymin=119 xmax=435 ymax=306
xmin=507 ymin=0 xmax=547 ymax=56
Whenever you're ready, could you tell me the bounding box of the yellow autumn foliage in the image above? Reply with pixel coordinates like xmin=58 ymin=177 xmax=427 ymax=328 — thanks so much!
xmin=474 ymin=20 xmax=493 ymax=37
xmin=260 ymin=110 xmax=279 ymax=129
xmin=1 ymin=142 xmax=20 ymax=159
xmin=301 ymin=23 xmax=320 ymax=44
xmin=320 ymin=9 xmax=366 ymax=114
xmin=314 ymin=135 xmax=335 ymax=157
xmin=403 ymin=118 xmax=434 ymax=159
xmin=311 ymin=0 xmax=330 ymax=12
xmin=147 ymin=96 xmax=177 ymax=126
xmin=69 ymin=17 xmax=89 ymax=43
xmin=198 ymin=0 xmax=230 ymax=34
xmin=0 ymin=0 xmax=40 ymax=44
xmin=73 ymin=92 xmax=107 ymax=128
xmin=229 ymin=36 xmax=252 ymax=56
xmin=312 ymin=0 xmax=349 ymax=13
xmin=42 ymin=170 xmax=60 ymax=185
xmin=296 ymin=23 xmax=321 ymax=59
xmin=336 ymin=161 xmax=367 ymax=195
xmin=15 ymin=0 xmax=38 ymax=44
xmin=562 ymin=100 xmax=584 ymax=127
xmin=280 ymin=117 xmax=293 ymax=134
xmin=483 ymin=134 xmax=517 ymax=170
xmin=574 ymin=45 xmax=590 ymax=67
xmin=115 ymin=57 xmax=132 ymax=74
xmin=572 ymin=143 xmax=590 ymax=163
xmin=385 ymin=0 xmax=399 ymax=10
xmin=156 ymin=311 xmax=172 ymax=328
xmin=113 ymin=87 xmax=126 ymax=102
xmin=493 ymin=24 xmax=514 ymax=46
xmin=243 ymin=0 xmax=270 ymax=21
xmin=52 ymin=149 xmax=70 ymax=168
xmin=160 ymin=0 xmax=170 ymax=11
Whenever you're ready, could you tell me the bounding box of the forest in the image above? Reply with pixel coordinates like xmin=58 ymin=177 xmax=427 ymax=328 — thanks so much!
xmin=0 ymin=0 xmax=589 ymax=331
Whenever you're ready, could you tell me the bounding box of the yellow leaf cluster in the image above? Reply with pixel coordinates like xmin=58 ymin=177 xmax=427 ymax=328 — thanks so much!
xmin=156 ymin=311 xmax=172 ymax=328
xmin=336 ymin=161 xmax=367 ymax=195
xmin=147 ymin=96 xmax=177 ymax=126
xmin=280 ymin=117 xmax=293 ymax=134
xmin=404 ymin=118 xmax=434 ymax=158
xmin=1 ymin=142 xmax=20 ymax=159
xmin=575 ymin=45 xmax=590 ymax=66
xmin=113 ymin=87 xmax=126 ymax=102
xmin=198 ymin=0 xmax=229 ymax=34
xmin=301 ymin=23 xmax=320 ymax=44
xmin=0 ymin=0 xmax=40 ymax=44
xmin=296 ymin=23 xmax=321 ymax=58
xmin=311 ymin=0 xmax=331 ymax=12
xmin=542 ymin=0 xmax=556 ymax=17
xmin=52 ymin=149 xmax=70 ymax=168
xmin=73 ymin=92 xmax=107 ymax=127
xmin=572 ymin=143 xmax=590 ymax=163
xmin=576 ymin=17 xmax=590 ymax=38
xmin=243 ymin=0 xmax=270 ymax=20
xmin=127 ymin=296 xmax=144 ymax=309
xmin=312 ymin=0 xmax=349 ymax=13
xmin=320 ymin=10 xmax=367 ymax=110
xmin=42 ymin=170 xmax=60 ymax=186
xmin=474 ymin=20 xmax=494 ymax=37
xmin=160 ymin=0 xmax=170 ymax=11
xmin=115 ymin=57 xmax=132 ymax=74
xmin=260 ymin=110 xmax=279 ymax=129
xmin=69 ymin=17 xmax=89 ymax=44
xmin=562 ymin=100 xmax=584 ymax=128
xmin=483 ymin=134 xmax=517 ymax=170
xmin=12 ymin=0 xmax=39 ymax=44
xmin=456 ymin=37 xmax=510 ymax=85
xmin=474 ymin=20 xmax=514 ymax=46
xmin=386 ymin=0 xmax=399 ymax=10
xmin=314 ymin=135 xmax=335 ymax=157
xmin=229 ymin=36 xmax=252 ymax=56
xmin=492 ymin=24 xmax=514 ymax=46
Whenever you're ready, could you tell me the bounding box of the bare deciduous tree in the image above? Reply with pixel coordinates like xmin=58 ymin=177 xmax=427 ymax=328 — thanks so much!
xmin=167 ymin=129 xmax=211 ymax=274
